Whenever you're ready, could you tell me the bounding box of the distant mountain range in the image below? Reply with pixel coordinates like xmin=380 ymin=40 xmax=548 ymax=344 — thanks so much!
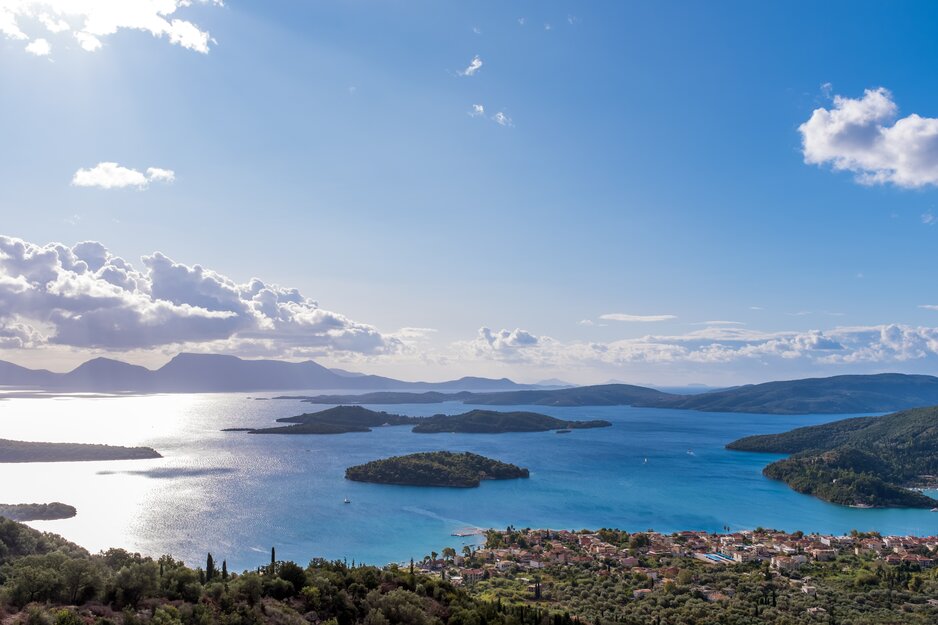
xmin=4 ymin=355 xmax=938 ymax=414
xmin=293 ymin=373 xmax=938 ymax=415
xmin=0 ymin=353 xmax=536 ymax=393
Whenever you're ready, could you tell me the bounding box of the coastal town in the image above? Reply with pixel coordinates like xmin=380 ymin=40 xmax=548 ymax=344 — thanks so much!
xmin=413 ymin=527 xmax=938 ymax=621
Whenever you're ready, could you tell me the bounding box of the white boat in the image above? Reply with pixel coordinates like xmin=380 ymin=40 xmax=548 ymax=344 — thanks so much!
xmin=344 ymin=498 xmax=351 ymax=504
xmin=931 ymin=508 xmax=938 ymax=512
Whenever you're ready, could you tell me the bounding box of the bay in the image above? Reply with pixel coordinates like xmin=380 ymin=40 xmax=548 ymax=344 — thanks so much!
xmin=1 ymin=393 xmax=936 ymax=570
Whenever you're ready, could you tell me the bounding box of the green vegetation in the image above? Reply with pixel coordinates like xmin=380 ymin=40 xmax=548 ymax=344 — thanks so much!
xmin=411 ymin=411 xmax=610 ymax=433
xmin=0 ymin=503 xmax=77 ymax=521
xmin=345 ymin=452 xmax=529 ymax=487
xmin=728 ymin=405 xmax=938 ymax=507
xmin=0 ymin=439 xmax=161 ymax=463
xmin=242 ymin=406 xmax=609 ymax=436
xmin=0 ymin=517 xmax=561 ymax=625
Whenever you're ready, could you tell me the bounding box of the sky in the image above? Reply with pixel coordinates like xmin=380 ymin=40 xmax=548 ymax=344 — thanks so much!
xmin=2 ymin=0 xmax=938 ymax=385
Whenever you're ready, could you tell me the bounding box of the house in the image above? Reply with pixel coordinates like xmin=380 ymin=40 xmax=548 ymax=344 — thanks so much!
xmin=460 ymin=568 xmax=485 ymax=584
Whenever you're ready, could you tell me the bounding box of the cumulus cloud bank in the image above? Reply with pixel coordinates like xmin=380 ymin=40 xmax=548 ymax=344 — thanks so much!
xmin=0 ymin=235 xmax=396 ymax=355
xmin=800 ymin=87 xmax=938 ymax=188
xmin=72 ymin=163 xmax=175 ymax=189
xmin=0 ymin=0 xmax=222 ymax=56
xmin=460 ymin=323 xmax=938 ymax=371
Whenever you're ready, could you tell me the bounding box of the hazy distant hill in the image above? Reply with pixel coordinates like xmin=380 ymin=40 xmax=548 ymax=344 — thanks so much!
xmin=727 ymin=405 xmax=938 ymax=508
xmin=294 ymin=373 xmax=938 ymax=415
xmin=0 ymin=353 xmax=537 ymax=393
xmin=667 ymin=373 xmax=938 ymax=414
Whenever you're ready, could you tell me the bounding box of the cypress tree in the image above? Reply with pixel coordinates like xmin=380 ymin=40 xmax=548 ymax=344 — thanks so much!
xmin=207 ymin=553 xmax=216 ymax=581
xmin=222 ymin=560 xmax=228 ymax=581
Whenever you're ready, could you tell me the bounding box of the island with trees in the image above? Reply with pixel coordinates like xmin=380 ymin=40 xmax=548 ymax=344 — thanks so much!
xmin=727 ymin=405 xmax=938 ymax=508
xmin=411 ymin=410 xmax=611 ymax=433
xmin=0 ymin=438 xmax=162 ymax=463
xmin=0 ymin=502 xmax=77 ymax=521
xmin=240 ymin=405 xmax=611 ymax=435
xmin=345 ymin=451 xmax=530 ymax=487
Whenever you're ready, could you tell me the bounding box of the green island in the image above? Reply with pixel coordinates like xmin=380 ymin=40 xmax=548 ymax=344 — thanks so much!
xmin=0 ymin=502 xmax=77 ymax=521
xmin=345 ymin=451 xmax=530 ymax=487
xmin=727 ymin=405 xmax=938 ymax=508
xmin=2 ymin=518 xmax=938 ymax=625
xmin=241 ymin=405 xmax=610 ymax=435
xmin=0 ymin=439 xmax=162 ymax=463
xmin=411 ymin=410 xmax=610 ymax=433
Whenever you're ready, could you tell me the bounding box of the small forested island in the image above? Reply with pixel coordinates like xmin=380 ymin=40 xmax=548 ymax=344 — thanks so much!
xmin=411 ymin=409 xmax=611 ymax=433
xmin=0 ymin=502 xmax=77 ymax=521
xmin=0 ymin=438 xmax=162 ymax=463
xmin=241 ymin=405 xmax=610 ymax=435
xmin=345 ymin=451 xmax=530 ymax=487
xmin=727 ymin=405 xmax=938 ymax=508
xmin=247 ymin=405 xmax=415 ymax=434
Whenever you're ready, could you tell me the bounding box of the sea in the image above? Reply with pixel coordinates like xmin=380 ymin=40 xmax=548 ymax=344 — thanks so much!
xmin=1 ymin=392 xmax=936 ymax=570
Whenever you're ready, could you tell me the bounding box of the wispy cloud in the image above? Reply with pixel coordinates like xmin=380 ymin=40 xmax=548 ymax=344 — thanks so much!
xmin=800 ymin=87 xmax=938 ymax=188
xmin=468 ymin=104 xmax=485 ymax=118
xmin=599 ymin=313 xmax=677 ymax=323
xmin=460 ymin=55 xmax=483 ymax=76
xmin=72 ymin=163 xmax=175 ymax=190
xmin=492 ymin=111 xmax=513 ymax=127
xmin=923 ymin=212 xmax=936 ymax=226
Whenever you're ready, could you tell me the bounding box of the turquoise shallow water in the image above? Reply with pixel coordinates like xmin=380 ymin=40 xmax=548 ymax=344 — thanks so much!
xmin=1 ymin=393 xmax=936 ymax=570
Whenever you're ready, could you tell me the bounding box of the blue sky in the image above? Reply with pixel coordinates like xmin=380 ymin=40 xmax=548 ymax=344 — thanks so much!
xmin=2 ymin=1 xmax=938 ymax=384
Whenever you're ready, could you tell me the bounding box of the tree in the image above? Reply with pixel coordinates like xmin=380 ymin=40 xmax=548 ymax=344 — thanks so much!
xmin=222 ymin=560 xmax=228 ymax=581
xmin=206 ymin=553 xmax=216 ymax=582
xmin=442 ymin=547 xmax=457 ymax=561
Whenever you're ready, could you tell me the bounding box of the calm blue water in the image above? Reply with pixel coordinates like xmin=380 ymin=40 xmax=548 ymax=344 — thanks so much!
xmin=1 ymin=393 xmax=936 ymax=570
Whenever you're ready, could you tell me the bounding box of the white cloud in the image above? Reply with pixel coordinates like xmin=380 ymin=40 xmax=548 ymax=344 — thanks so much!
xmin=599 ymin=313 xmax=677 ymax=323
xmin=469 ymin=104 xmax=485 ymax=118
xmin=492 ymin=111 xmax=513 ymax=127
xmin=0 ymin=0 xmax=222 ymax=56
xmin=458 ymin=323 xmax=938 ymax=373
xmin=72 ymin=162 xmax=175 ymax=189
xmin=0 ymin=235 xmax=397 ymax=356
xmin=923 ymin=212 xmax=936 ymax=226
xmin=460 ymin=55 xmax=482 ymax=76
xmin=23 ymin=35 xmax=49 ymax=55
xmin=145 ymin=167 xmax=176 ymax=183
xmin=800 ymin=87 xmax=938 ymax=188
xmin=920 ymin=305 xmax=938 ymax=311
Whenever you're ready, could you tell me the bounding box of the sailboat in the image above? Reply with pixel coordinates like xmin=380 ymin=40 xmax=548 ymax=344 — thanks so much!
xmin=343 ymin=497 xmax=351 ymax=504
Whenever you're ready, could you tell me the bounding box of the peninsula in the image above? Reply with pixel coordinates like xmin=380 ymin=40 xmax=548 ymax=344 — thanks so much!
xmin=345 ymin=451 xmax=530 ymax=487
xmin=727 ymin=405 xmax=938 ymax=508
xmin=0 ymin=439 xmax=162 ymax=463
